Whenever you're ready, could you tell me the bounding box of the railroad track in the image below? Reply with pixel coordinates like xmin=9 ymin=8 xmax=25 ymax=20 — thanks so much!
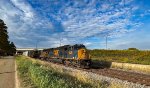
xmin=84 ymin=68 xmax=150 ymax=86
xmin=42 ymin=59 xmax=150 ymax=86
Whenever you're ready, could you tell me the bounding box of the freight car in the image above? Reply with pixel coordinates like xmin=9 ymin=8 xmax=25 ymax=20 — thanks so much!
xmin=39 ymin=44 xmax=91 ymax=68
xmin=28 ymin=49 xmax=41 ymax=58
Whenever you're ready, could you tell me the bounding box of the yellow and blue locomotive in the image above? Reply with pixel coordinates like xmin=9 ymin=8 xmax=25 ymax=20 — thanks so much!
xmin=40 ymin=44 xmax=91 ymax=68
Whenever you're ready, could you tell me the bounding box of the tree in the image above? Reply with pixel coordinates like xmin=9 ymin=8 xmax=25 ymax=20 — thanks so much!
xmin=8 ymin=42 xmax=16 ymax=55
xmin=0 ymin=19 xmax=16 ymax=56
xmin=128 ymin=48 xmax=139 ymax=51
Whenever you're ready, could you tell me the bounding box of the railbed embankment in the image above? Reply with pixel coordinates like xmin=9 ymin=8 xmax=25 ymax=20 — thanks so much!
xmin=92 ymin=60 xmax=150 ymax=74
xmin=111 ymin=62 xmax=150 ymax=74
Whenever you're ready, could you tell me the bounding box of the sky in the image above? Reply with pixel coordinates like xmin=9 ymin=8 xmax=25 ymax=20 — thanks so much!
xmin=0 ymin=0 xmax=150 ymax=50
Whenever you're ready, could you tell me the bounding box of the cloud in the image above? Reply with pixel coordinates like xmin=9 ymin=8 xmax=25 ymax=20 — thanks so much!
xmin=11 ymin=0 xmax=34 ymax=21
xmin=59 ymin=0 xmax=141 ymax=40
xmin=0 ymin=0 xmax=55 ymax=48
xmin=0 ymin=0 xmax=149 ymax=49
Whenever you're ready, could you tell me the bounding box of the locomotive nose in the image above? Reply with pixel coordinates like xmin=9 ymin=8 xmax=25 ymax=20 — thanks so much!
xmin=78 ymin=49 xmax=90 ymax=60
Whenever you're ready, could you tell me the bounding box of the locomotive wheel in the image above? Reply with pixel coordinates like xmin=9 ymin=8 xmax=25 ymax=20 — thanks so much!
xmin=77 ymin=60 xmax=81 ymax=68
xmin=62 ymin=59 xmax=69 ymax=66
xmin=62 ymin=59 xmax=66 ymax=65
xmin=78 ymin=60 xmax=91 ymax=68
xmin=65 ymin=60 xmax=70 ymax=66
xmin=84 ymin=60 xmax=91 ymax=68
xmin=72 ymin=60 xmax=77 ymax=66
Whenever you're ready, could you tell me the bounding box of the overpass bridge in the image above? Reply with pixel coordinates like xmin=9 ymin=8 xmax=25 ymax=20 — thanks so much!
xmin=16 ymin=48 xmax=44 ymax=56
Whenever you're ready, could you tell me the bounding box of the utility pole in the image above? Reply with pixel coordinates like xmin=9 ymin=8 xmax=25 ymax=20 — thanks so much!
xmin=106 ymin=35 xmax=108 ymax=50
xmin=36 ymin=40 xmax=38 ymax=50
xmin=60 ymin=38 xmax=61 ymax=47
xmin=59 ymin=35 xmax=63 ymax=47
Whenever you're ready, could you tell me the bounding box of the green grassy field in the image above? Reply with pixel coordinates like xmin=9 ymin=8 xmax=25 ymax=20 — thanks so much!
xmin=89 ymin=49 xmax=150 ymax=65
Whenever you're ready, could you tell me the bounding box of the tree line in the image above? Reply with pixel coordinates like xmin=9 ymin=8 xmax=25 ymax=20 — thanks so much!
xmin=0 ymin=19 xmax=16 ymax=56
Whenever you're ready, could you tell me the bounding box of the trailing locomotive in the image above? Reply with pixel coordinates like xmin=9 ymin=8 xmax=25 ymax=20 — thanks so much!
xmin=39 ymin=44 xmax=91 ymax=68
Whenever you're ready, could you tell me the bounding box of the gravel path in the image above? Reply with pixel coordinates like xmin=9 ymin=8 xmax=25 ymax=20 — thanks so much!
xmin=0 ymin=56 xmax=15 ymax=88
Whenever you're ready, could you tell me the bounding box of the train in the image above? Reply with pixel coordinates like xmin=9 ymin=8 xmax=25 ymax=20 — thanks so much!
xmin=29 ymin=44 xmax=91 ymax=68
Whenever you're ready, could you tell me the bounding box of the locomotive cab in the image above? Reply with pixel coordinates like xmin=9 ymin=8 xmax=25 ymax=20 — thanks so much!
xmin=77 ymin=48 xmax=91 ymax=68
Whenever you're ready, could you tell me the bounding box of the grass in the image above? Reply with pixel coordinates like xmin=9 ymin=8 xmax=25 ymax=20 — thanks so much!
xmin=89 ymin=50 xmax=150 ymax=74
xmin=16 ymin=56 xmax=37 ymax=88
xmin=16 ymin=56 xmax=103 ymax=88
xmin=89 ymin=49 xmax=150 ymax=65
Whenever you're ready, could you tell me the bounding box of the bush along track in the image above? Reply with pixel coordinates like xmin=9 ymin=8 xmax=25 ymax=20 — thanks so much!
xmin=16 ymin=56 xmax=105 ymax=88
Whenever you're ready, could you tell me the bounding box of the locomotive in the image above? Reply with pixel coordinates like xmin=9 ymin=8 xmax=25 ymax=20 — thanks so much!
xmin=30 ymin=44 xmax=91 ymax=68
